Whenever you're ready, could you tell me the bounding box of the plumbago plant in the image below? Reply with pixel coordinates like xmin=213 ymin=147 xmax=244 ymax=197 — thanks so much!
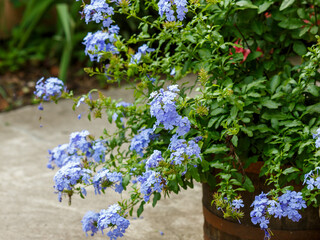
xmin=34 ymin=0 xmax=320 ymax=239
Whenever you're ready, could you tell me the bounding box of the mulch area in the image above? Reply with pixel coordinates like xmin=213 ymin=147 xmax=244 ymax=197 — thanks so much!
xmin=0 ymin=63 xmax=109 ymax=112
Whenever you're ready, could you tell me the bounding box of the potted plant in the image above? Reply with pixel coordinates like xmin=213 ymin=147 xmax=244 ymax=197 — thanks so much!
xmin=35 ymin=0 xmax=320 ymax=239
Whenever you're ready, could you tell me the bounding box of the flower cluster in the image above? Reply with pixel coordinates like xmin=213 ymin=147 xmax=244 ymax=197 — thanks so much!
xmin=130 ymin=128 xmax=154 ymax=156
xmin=146 ymin=150 xmax=163 ymax=169
xmin=130 ymin=44 xmax=155 ymax=64
xmin=49 ymin=131 xmax=123 ymax=201
xmin=83 ymin=29 xmax=119 ymax=62
xmin=47 ymin=130 xmax=107 ymax=169
xmin=304 ymin=167 xmax=320 ymax=190
xmin=81 ymin=0 xmax=114 ymax=25
xmin=34 ymin=77 xmax=64 ymax=102
xmin=169 ymin=135 xmax=201 ymax=165
xmin=54 ymin=162 xmax=91 ymax=201
xmin=158 ymin=0 xmax=188 ymax=22
xmin=250 ymin=191 xmax=307 ymax=239
xmin=93 ymin=168 xmax=123 ymax=194
xmin=149 ymin=85 xmax=190 ymax=136
xmin=82 ymin=204 xmax=130 ymax=239
xmin=137 ymin=170 xmax=165 ymax=202
xmin=312 ymin=128 xmax=320 ymax=148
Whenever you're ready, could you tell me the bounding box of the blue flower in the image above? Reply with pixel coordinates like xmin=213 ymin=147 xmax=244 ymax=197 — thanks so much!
xmin=130 ymin=44 xmax=155 ymax=64
xmin=97 ymin=204 xmax=130 ymax=239
xmin=250 ymin=190 xmax=306 ymax=239
xmin=92 ymin=168 xmax=123 ymax=194
xmin=169 ymin=135 xmax=201 ymax=165
xmin=149 ymin=86 xmax=182 ymax=132
xmin=82 ymin=0 xmax=114 ymax=24
xmin=137 ymin=170 xmax=165 ymax=202
xmin=313 ymin=128 xmax=320 ymax=148
xmin=232 ymin=199 xmax=244 ymax=209
xmin=34 ymin=77 xmax=64 ymax=101
xmin=90 ymin=139 xmax=107 ymax=162
xmin=81 ymin=211 xmax=100 ymax=236
xmin=68 ymin=130 xmax=91 ymax=155
xmin=130 ymin=128 xmax=154 ymax=156
xmin=53 ymin=162 xmax=92 ymax=201
xmin=83 ymin=30 xmax=118 ymax=62
xmin=48 ymin=143 xmax=74 ymax=169
xmin=146 ymin=150 xmax=163 ymax=169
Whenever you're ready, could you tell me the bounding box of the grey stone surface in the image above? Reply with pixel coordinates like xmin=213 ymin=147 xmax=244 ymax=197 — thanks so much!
xmin=0 ymin=78 xmax=203 ymax=240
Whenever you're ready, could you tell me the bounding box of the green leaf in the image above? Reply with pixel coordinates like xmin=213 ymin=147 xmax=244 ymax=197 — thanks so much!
xmin=261 ymin=99 xmax=281 ymax=109
xmin=297 ymin=8 xmax=307 ymax=19
xmin=203 ymin=145 xmax=229 ymax=154
xmin=243 ymin=176 xmax=255 ymax=192
xmin=252 ymin=21 xmax=263 ymax=35
xmin=278 ymin=18 xmax=304 ymax=29
xmin=310 ymin=25 xmax=319 ymax=35
xmin=270 ymin=75 xmax=281 ymax=93
xmin=293 ymin=41 xmax=307 ymax=56
xmin=247 ymin=92 xmax=261 ymax=98
xmin=186 ymin=35 xmax=196 ymax=43
xmin=231 ymin=135 xmax=238 ymax=147
xmin=198 ymin=49 xmax=212 ymax=60
xmin=137 ymin=201 xmax=145 ymax=217
xmin=152 ymin=192 xmax=161 ymax=207
xmin=210 ymin=108 xmax=228 ymax=116
xmin=306 ymin=103 xmax=320 ymax=114
xmin=258 ymin=1 xmax=273 ymax=14
xmin=306 ymin=84 xmax=319 ymax=97
xmin=230 ymin=106 xmax=238 ymax=120
xmin=122 ymin=174 xmax=131 ymax=188
xmin=208 ymin=118 xmax=218 ymax=128
xmin=262 ymin=112 xmax=289 ymax=120
xmin=246 ymin=51 xmax=263 ymax=61
xmin=282 ymin=167 xmax=299 ymax=175
xmin=280 ymin=0 xmax=295 ymax=11
xmin=236 ymin=0 xmax=258 ymax=9
xmin=241 ymin=127 xmax=253 ymax=137
xmin=299 ymin=26 xmax=309 ymax=37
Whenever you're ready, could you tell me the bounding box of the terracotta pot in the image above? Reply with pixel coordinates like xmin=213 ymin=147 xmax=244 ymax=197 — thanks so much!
xmin=202 ymin=163 xmax=320 ymax=240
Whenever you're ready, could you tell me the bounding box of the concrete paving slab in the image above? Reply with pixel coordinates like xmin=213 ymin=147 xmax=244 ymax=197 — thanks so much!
xmin=0 ymin=76 xmax=203 ymax=240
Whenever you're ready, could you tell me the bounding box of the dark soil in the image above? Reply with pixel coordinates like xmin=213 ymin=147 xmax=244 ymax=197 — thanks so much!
xmin=0 ymin=63 xmax=109 ymax=112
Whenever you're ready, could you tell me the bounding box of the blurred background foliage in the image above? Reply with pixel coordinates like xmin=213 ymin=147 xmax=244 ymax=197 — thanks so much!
xmin=0 ymin=0 xmax=150 ymax=81
xmin=0 ymin=0 xmax=151 ymax=111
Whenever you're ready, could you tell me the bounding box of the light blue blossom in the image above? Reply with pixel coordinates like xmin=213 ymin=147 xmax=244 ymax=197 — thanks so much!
xmin=34 ymin=77 xmax=64 ymax=101
xmin=116 ymin=101 xmax=132 ymax=108
xmin=97 ymin=204 xmax=130 ymax=239
xmin=149 ymin=86 xmax=180 ymax=131
xmin=130 ymin=44 xmax=155 ymax=64
xmin=303 ymin=167 xmax=320 ymax=190
xmin=130 ymin=128 xmax=154 ymax=156
xmin=68 ymin=130 xmax=91 ymax=155
xmin=82 ymin=0 xmax=114 ymax=24
xmin=169 ymin=135 xmax=201 ymax=165
xmin=137 ymin=170 xmax=165 ymax=202
xmin=90 ymin=139 xmax=107 ymax=162
xmin=83 ymin=30 xmax=118 ymax=62
xmin=47 ymin=143 xmax=75 ymax=169
xmin=82 ymin=211 xmax=100 ymax=236
xmin=250 ymin=190 xmax=306 ymax=239
xmin=146 ymin=150 xmax=163 ymax=169
xmin=92 ymin=168 xmax=123 ymax=194
xmin=232 ymin=199 xmax=244 ymax=209
xmin=54 ymin=162 xmax=92 ymax=202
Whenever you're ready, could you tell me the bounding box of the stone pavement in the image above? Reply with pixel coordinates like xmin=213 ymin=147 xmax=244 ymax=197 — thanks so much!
xmin=0 ymin=77 xmax=203 ymax=240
